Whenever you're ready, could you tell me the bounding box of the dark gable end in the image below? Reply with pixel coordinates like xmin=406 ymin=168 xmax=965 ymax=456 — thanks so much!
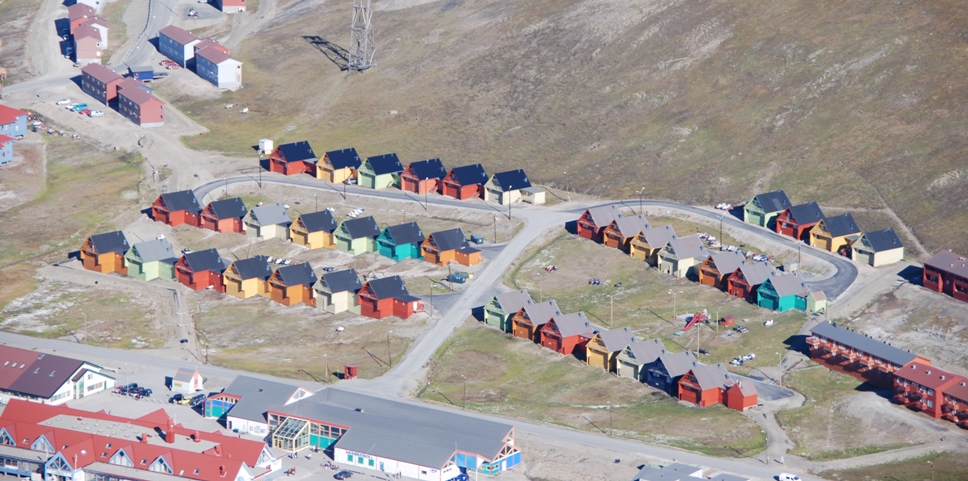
xmin=277 ymin=141 xmax=317 ymax=163
xmin=325 ymin=148 xmax=362 ymax=170
xmin=449 ymin=164 xmax=488 ymax=185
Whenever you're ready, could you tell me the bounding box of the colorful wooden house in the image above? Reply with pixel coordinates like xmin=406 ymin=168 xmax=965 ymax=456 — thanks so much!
xmin=316 ymin=148 xmax=362 ymax=184
xmin=244 ymin=203 xmax=292 ymax=240
xmin=806 ymin=290 xmax=826 ymax=314
xmin=151 ymin=190 xmax=202 ymax=227
xmin=81 ymin=231 xmax=129 ymax=274
xmin=313 ymin=268 xmax=363 ymax=314
xmin=657 ymin=235 xmax=709 ymax=279
xmin=359 ymin=275 xmax=422 ymax=319
xmin=726 ymin=261 xmax=774 ymax=301
xmin=923 ymin=250 xmax=968 ymax=304
xmin=199 ymin=197 xmax=247 ymax=233
xmin=630 ymin=225 xmax=678 ymax=266
xmin=585 ymin=327 xmax=636 ymax=372
xmin=175 ymin=248 xmax=227 ymax=291
xmin=724 ymin=379 xmax=759 ymax=412
xmin=809 ymin=213 xmax=860 ymax=254
xmin=603 ymin=215 xmax=650 ymax=252
xmin=334 ymin=216 xmax=380 ymax=255
xmin=223 ymin=255 xmax=272 ymax=299
xmin=775 ymin=202 xmax=824 ymax=241
xmin=510 ymin=299 xmax=560 ymax=342
xmin=616 ymin=338 xmax=665 ymax=381
xmin=698 ymin=250 xmax=746 ymax=289
xmin=439 ymin=164 xmax=488 ymax=200
xmin=484 ymin=290 xmax=532 ymax=332
xmin=267 ymin=262 xmax=318 ymax=306
xmin=422 ymin=228 xmax=482 ymax=267
xmin=852 ymin=228 xmax=904 ymax=267
xmin=894 ymin=362 xmax=963 ymax=419
xmin=576 ymin=205 xmax=621 ymax=242
xmin=484 ymin=169 xmax=532 ymax=205
xmin=743 ymin=190 xmax=792 ymax=229
xmin=358 ymin=153 xmax=403 ymax=189
xmin=807 ymin=321 xmax=927 ymax=388
xmin=377 ymin=222 xmax=425 ymax=261
xmin=678 ymin=362 xmax=730 ymax=407
xmin=290 ymin=210 xmax=338 ymax=249
xmin=539 ymin=312 xmax=593 ymax=356
xmin=644 ymin=350 xmax=696 ymax=396
xmin=400 ymin=158 xmax=446 ymax=195
xmin=124 ymin=238 xmax=176 ymax=281
xmin=269 ymin=141 xmax=317 ymax=176
xmin=757 ymin=271 xmax=809 ymax=312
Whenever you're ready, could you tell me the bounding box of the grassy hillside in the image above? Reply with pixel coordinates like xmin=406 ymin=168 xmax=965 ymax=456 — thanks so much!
xmin=175 ymin=0 xmax=968 ymax=256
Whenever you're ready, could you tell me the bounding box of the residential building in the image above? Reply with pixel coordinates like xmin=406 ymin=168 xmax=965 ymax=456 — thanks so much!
xmin=0 ymin=104 xmax=28 ymax=138
xmin=151 ymin=190 xmax=202 ymax=226
xmin=267 ymin=262 xmax=318 ymax=306
xmin=195 ymin=46 xmax=243 ymax=90
xmin=204 ymin=375 xmax=314 ymax=436
xmin=75 ymin=0 xmax=104 ymax=12
xmin=313 ymin=269 xmax=363 ymax=314
xmin=852 ymin=228 xmax=904 ymax=267
xmin=510 ymin=299 xmax=560 ymax=342
xmin=657 ymin=235 xmax=709 ymax=279
xmin=316 ymin=148 xmax=362 ymax=183
xmin=775 ymin=202 xmax=825 ymax=241
xmin=0 ymin=345 xmax=114 ymax=405
xmin=400 ymin=158 xmax=447 ymax=194
xmin=923 ymin=250 xmax=968 ymax=303
xmin=358 ymin=153 xmax=404 ymax=189
xmin=269 ymin=141 xmax=317 ymax=176
xmin=223 ymin=256 xmax=272 ymax=299
xmin=725 ymin=261 xmax=774 ymax=301
xmin=630 ymin=225 xmax=678 ymax=266
xmin=215 ymin=0 xmax=247 ymax=12
xmin=334 ymin=216 xmax=381 ymax=255
xmin=809 ymin=213 xmax=861 ymax=254
xmin=358 ymin=276 xmax=421 ymax=319
xmin=724 ymin=380 xmax=759 ymax=412
xmin=80 ymin=63 xmax=123 ymax=105
xmin=290 ymin=210 xmax=338 ymax=249
xmin=199 ymin=197 xmax=247 ymax=233
xmin=520 ymin=187 xmax=546 ymax=205
xmin=421 ymin=228 xmax=482 ymax=267
xmin=484 ymin=169 xmax=532 ymax=205
xmin=377 ymin=222 xmax=425 ymax=261
xmin=67 ymin=3 xmax=96 ymax=33
xmin=124 ymin=238 xmax=177 ymax=281
xmin=678 ymin=362 xmax=730 ymax=407
xmin=158 ymin=25 xmax=200 ymax=67
xmin=894 ymin=362 xmax=963 ymax=419
xmin=0 ymin=135 xmax=12 ymax=164
xmin=757 ymin=271 xmax=810 ymax=313
xmin=585 ymin=327 xmax=636 ymax=372
xmin=171 ymin=367 xmax=204 ymax=394
xmin=602 ymin=215 xmax=650 ymax=251
xmin=941 ymin=379 xmax=968 ymax=428
xmin=632 ymin=463 xmax=704 ymax=481
xmin=439 ymin=164 xmax=488 ymax=200
xmin=807 ymin=321 xmax=928 ymax=388
xmin=194 ymin=38 xmax=229 ymax=56
xmin=615 ymin=338 xmax=665 ymax=381
xmin=538 ymin=311 xmax=593 ymax=355
xmin=645 ymin=350 xmax=696 ymax=396
xmin=80 ymin=230 xmax=129 ymax=275
xmin=743 ymin=190 xmax=792 ymax=229
xmin=118 ymin=83 xmax=165 ymax=127
xmin=175 ymin=248 xmax=227 ymax=291
xmin=79 ymin=17 xmax=109 ymax=48
xmin=483 ymin=290 xmax=532 ymax=332
xmin=698 ymin=250 xmax=746 ymax=289
xmin=72 ymin=23 xmax=104 ymax=65
xmin=243 ymin=203 xmax=291 ymax=240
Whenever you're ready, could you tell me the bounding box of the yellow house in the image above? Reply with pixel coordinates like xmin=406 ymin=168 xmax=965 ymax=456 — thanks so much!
xmin=316 ymin=148 xmax=362 ymax=183
xmin=224 ymin=256 xmax=272 ymax=299
xmin=291 ymin=210 xmax=338 ymax=249
xmin=585 ymin=327 xmax=636 ymax=372
xmin=629 ymin=225 xmax=677 ymax=266
xmin=809 ymin=213 xmax=860 ymax=253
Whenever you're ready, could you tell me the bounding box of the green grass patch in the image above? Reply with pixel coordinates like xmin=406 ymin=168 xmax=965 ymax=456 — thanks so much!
xmin=819 ymin=451 xmax=968 ymax=481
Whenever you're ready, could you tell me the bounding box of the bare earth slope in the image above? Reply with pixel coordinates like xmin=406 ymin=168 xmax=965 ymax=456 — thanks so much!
xmin=178 ymin=0 xmax=968 ymax=255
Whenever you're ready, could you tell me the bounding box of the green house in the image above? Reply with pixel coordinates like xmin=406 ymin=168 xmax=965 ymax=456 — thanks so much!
xmin=334 ymin=216 xmax=380 ymax=255
xmin=484 ymin=290 xmax=533 ymax=332
xmin=377 ymin=222 xmax=425 ymax=261
xmin=757 ymin=272 xmax=808 ymax=312
xmin=744 ymin=190 xmax=792 ymax=229
xmin=358 ymin=153 xmax=403 ymax=189
xmin=124 ymin=238 xmax=177 ymax=281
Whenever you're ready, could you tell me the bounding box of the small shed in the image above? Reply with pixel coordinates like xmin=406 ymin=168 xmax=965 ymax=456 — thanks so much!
xmin=171 ymin=367 xmax=204 ymax=394
xmin=130 ymin=66 xmax=154 ymax=81
xmin=258 ymin=139 xmax=273 ymax=156
xmin=520 ymin=187 xmax=546 ymax=205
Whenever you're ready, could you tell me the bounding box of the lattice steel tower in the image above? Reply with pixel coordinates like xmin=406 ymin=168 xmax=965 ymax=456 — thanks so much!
xmin=348 ymin=0 xmax=376 ymax=71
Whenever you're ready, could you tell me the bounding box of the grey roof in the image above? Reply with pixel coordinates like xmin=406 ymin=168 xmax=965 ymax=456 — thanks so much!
xmin=364 ymin=275 xmax=411 ymax=300
xmin=89 ymin=231 xmax=129 ymax=255
xmin=173 ymin=367 xmax=196 ymax=383
xmin=489 ymin=169 xmax=532 ymax=192
xmin=493 ymin=290 xmax=532 ymax=314
xmin=860 ymin=228 xmax=903 ymax=252
xmin=689 ymin=362 xmax=730 ymax=391
xmin=324 ymin=148 xmax=362 ymax=170
xmin=297 ymin=210 xmax=337 ymax=233
xmin=221 ymin=375 xmax=311 ymax=423
xmin=365 ymin=153 xmax=404 ymax=175
xmin=708 ymin=250 xmax=746 ymax=275
xmin=159 ymin=190 xmax=201 ymax=214
xmin=181 ymin=248 xmax=226 ymax=273
xmin=519 ymin=299 xmax=561 ymax=328
xmin=597 ymin=326 xmax=636 ymax=352
xmin=810 ymin=321 xmax=919 ymax=366
xmin=315 ymin=268 xmax=363 ymax=294
xmin=924 ymin=250 xmax=968 ymax=278
xmin=765 ymin=271 xmax=809 ymax=298
xmin=632 ymin=463 xmax=703 ymax=481
xmin=752 ymin=190 xmax=792 ymax=214
xmin=231 ymin=255 xmax=272 ymax=280
xmin=611 ymin=214 xmax=650 ymax=237
xmin=205 ymin=197 xmax=246 ymax=220
xmin=406 ymin=158 xmax=446 ymax=180
xmin=275 ymin=388 xmax=514 ymax=469
xmin=735 ymin=261 xmax=774 ymax=285
xmin=447 ymin=164 xmax=488 ymax=185
xmin=627 ymin=338 xmax=665 ymax=365
xmin=821 ymin=213 xmax=860 ymax=237
xmin=549 ymin=312 xmax=593 ymax=338
xmin=130 ymin=238 xmax=175 ymax=263
xmin=665 ymin=235 xmax=708 ymax=260
xmin=276 ymin=141 xmax=316 ymax=163
xmin=657 ymin=350 xmax=697 ymax=378
xmin=339 ymin=216 xmax=380 ymax=239
xmin=274 ymin=262 xmax=317 ymax=287
xmin=384 ymin=222 xmax=425 ymax=246
xmin=639 ymin=225 xmax=678 ymax=247
xmin=727 ymin=378 xmax=758 ymax=397
xmin=709 ymin=473 xmax=750 ymax=481
xmin=248 ymin=203 xmax=291 ymax=226
xmin=428 ymin=228 xmax=469 ymax=251
xmin=583 ymin=205 xmax=621 ymax=227
xmin=786 ymin=202 xmax=825 ymax=225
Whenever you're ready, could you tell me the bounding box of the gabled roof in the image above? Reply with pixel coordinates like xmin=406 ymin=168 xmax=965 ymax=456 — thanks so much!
xmin=324 ymin=148 xmax=362 ymax=170
xmin=786 ymin=202 xmax=825 ymax=225
xmin=708 ymin=250 xmax=746 ymax=275
xmin=130 ymin=238 xmax=175 ymax=264
xmin=364 ymin=153 xmax=403 ymax=175
xmin=627 ymin=338 xmax=665 ymax=365
xmin=275 ymin=141 xmax=316 ymax=163
xmin=195 ymin=46 xmax=234 ymax=65
xmin=734 ymin=261 xmax=773 ymax=285
xmin=0 ymin=135 xmax=14 ymax=144
xmin=810 ymin=322 xmax=919 ymax=367
xmin=118 ymin=84 xmax=162 ymax=106
xmin=751 ymin=190 xmax=792 ymax=214
xmin=427 ymin=228 xmax=469 ymax=251
xmin=657 ymin=350 xmax=697 ymax=378
xmin=384 ymin=222 xmax=425 ymax=246
xmin=181 ymin=248 xmax=226 ymax=274
xmin=0 ymin=105 xmax=27 ymax=125
xmin=221 ymin=375 xmax=312 ymax=423
xmin=364 ymin=276 xmax=411 ymax=300
xmin=67 ymin=3 xmax=96 ymax=21
xmin=273 ymin=262 xmax=317 ymax=287
xmin=726 ymin=379 xmax=758 ymax=398
xmin=158 ymin=25 xmax=198 ymax=45
xmin=73 ymin=23 xmax=101 ymax=41
xmin=665 ymin=235 xmax=708 ymax=260
xmin=821 ymin=213 xmax=860 ymax=237
xmin=610 ymin=215 xmax=650 ymax=237
xmin=488 ymin=169 xmax=531 ymax=192
xmin=81 ymin=63 xmax=123 ymax=84
xmin=173 ymin=367 xmax=197 ymax=383
xmin=519 ymin=299 xmax=560 ymax=328
xmin=764 ymin=271 xmax=809 ymax=298
xmin=860 ymin=228 xmax=903 ymax=252
xmin=230 ymin=255 xmax=272 ymax=281
xmin=944 ymin=379 xmax=968 ymax=403
xmin=895 ymin=362 xmax=962 ymax=390
xmin=406 ymin=158 xmax=446 ymax=180
xmin=339 ymin=216 xmax=380 ymax=239
xmin=316 ymin=269 xmax=362 ymax=294
xmin=88 ymin=231 xmax=129 ymax=255
xmin=0 ymin=346 xmax=88 ymax=398
xmin=493 ymin=290 xmax=532 ymax=314
xmin=549 ymin=312 xmax=593 ymax=338
xmin=583 ymin=205 xmax=621 ymax=227
xmin=924 ymin=250 xmax=968 ymax=279
xmin=689 ymin=362 xmax=730 ymax=391
xmin=447 ymin=164 xmax=488 ymax=185
xmin=205 ymin=197 xmax=246 ymax=220
xmin=159 ymin=190 xmax=201 ymax=213
xmin=248 ymin=203 xmax=290 ymax=226
xmin=596 ymin=326 xmax=636 ymax=353
xmin=296 ymin=210 xmax=337 ymax=233
xmin=639 ymin=225 xmax=678 ymax=247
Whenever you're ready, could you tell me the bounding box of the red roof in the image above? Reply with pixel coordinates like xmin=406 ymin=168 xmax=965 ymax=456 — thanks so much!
xmin=194 ymin=39 xmax=228 ymax=54
xmin=195 ymin=46 xmax=233 ymax=65
xmin=0 ymin=104 xmax=27 ymax=125
xmin=895 ymin=362 xmax=963 ymax=390
xmin=0 ymin=134 xmax=14 ymax=143
xmin=925 ymin=250 xmax=968 ymax=280
xmin=119 ymin=85 xmax=163 ymax=107
xmin=74 ymin=23 xmax=102 ymax=41
xmin=159 ymin=25 xmax=199 ymax=46
xmin=81 ymin=63 xmax=123 ymax=84
xmin=67 ymin=3 xmax=96 ymax=21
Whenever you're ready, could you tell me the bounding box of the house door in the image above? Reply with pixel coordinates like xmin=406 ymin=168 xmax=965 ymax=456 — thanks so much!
xmin=854 ymin=250 xmax=873 ymax=266
xmin=758 ymin=293 xmax=779 ymax=311
xmin=814 ymin=235 xmax=832 ymax=251
xmin=748 ymin=211 xmax=764 ymax=226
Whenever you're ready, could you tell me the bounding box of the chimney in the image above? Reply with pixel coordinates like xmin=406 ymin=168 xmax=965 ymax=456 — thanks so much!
xmin=166 ymin=419 xmax=176 ymax=444
xmin=141 ymin=433 xmax=149 ymax=443
xmin=192 ymin=431 xmax=200 ymax=443
xmin=219 ymin=465 xmax=225 ymax=477
xmin=214 ymin=444 xmax=222 ymax=456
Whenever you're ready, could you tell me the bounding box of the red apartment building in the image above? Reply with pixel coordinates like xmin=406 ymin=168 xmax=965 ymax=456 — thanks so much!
xmin=894 ymin=362 xmax=963 ymax=419
xmin=923 ymin=250 xmax=968 ymax=304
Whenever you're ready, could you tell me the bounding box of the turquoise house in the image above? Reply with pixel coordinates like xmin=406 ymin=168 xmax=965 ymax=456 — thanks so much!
xmin=757 ymin=271 xmax=809 ymax=312
xmin=377 ymin=222 xmax=425 ymax=261
xmin=124 ymin=238 xmax=177 ymax=281
xmin=358 ymin=153 xmax=403 ymax=189
xmin=334 ymin=216 xmax=380 ymax=255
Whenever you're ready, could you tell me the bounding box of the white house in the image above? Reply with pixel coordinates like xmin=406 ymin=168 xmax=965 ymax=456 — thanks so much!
xmin=171 ymin=366 xmax=204 ymax=394
xmin=0 ymin=345 xmax=115 ymax=405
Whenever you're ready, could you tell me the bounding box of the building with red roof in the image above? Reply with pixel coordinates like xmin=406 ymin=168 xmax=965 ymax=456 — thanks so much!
xmin=923 ymin=250 xmax=968 ymax=304
xmin=67 ymin=3 xmax=96 ymax=34
xmin=215 ymin=0 xmax=247 ymax=12
xmin=893 ymin=362 xmax=964 ymax=418
xmin=0 ymin=104 xmax=28 ymax=139
xmin=0 ymin=134 xmax=13 ymax=165
xmin=942 ymin=378 xmax=968 ymax=428
xmin=80 ymin=63 xmax=124 ymax=105
xmin=73 ymin=23 xmax=104 ymax=65
xmin=118 ymin=82 xmax=165 ymax=127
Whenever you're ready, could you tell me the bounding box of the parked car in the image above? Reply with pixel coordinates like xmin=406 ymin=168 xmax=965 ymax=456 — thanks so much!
xmin=79 ymin=109 xmax=91 ymax=116
xmin=70 ymin=103 xmax=88 ymax=112
xmin=777 ymin=474 xmax=801 ymax=481
xmin=177 ymin=394 xmax=193 ymax=405
xmin=169 ymin=393 xmax=185 ymax=404
xmin=733 ymin=326 xmax=748 ymax=333
xmin=56 ymin=98 xmax=71 ymax=105
xmin=89 ymin=110 xmax=104 ymax=117
xmin=334 ymin=471 xmax=353 ymax=480
xmin=189 ymin=393 xmax=206 ymax=407
xmin=470 ymin=234 xmax=484 ymax=245
xmin=119 ymin=383 xmax=138 ymax=395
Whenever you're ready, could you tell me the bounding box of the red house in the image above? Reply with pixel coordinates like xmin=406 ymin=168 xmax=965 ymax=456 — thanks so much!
xmin=894 ymin=362 xmax=963 ymax=419
xmin=118 ymin=82 xmax=165 ymax=127
xmin=199 ymin=197 xmax=247 ymax=233
xmin=175 ymin=248 xmax=227 ymax=291
xmin=725 ymin=261 xmax=774 ymax=301
xmin=269 ymin=141 xmax=317 ymax=176
xmin=539 ymin=311 xmax=593 ymax=355
xmin=941 ymin=380 xmax=968 ymax=428
xmin=775 ymin=202 xmax=825 ymax=241
xmin=725 ymin=380 xmax=758 ymax=412
xmin=359 ymin=276 xmax=422 ymax=319
xmin=576 ymin=205 xmax=621 ymax=242
xmin=439 ymin=164 xmax=487 ymax=200
xmin=923 ymin=250 xmax=968 ymax=304
xmin=400 ymin=158 xmax=446 ymax=195
xmin=151 ymin=190 xmax=202 ymax=227
xmin=602 ymin=214 xmax=649 ymax=251
xmin=678 ymin=362 xmax=730 ymax=408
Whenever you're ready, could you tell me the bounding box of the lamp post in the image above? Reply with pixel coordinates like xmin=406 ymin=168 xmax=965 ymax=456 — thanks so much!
xmin=719 ymin=211 xmax=726 ymax=244
xmin=324 ymin=354 xmax=329 ymax=382
xmin=638 ymin=187 xmax=646 ymax=215
xmin=928 ymin=460 xmax=934 ymax=481
xmin=493 ymin=215 xmax=497 ymax=243
xmin=608 ymin=295 xmax=613 ymax=329
xmin=668 ymin=290 xmax=682 ymax=322
xmin=314 ymin=193 xmax=318 ymax=212
xmin=607 ymin=401 xmax=613 ymax=437
xmin=461 ymin=375 xmax=467 ymax=410
xmin=386 ymin=330 xmax=393 ymax=367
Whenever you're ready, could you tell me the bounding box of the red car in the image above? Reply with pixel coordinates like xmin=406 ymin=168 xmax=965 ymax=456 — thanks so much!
xmin=79 ymin=109 xmax=91 ymax=116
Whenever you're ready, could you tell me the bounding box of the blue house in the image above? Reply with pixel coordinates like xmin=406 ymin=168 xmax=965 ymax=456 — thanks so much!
xmin=0 ymin=135 xmax=13 ymax=165
xmin=377 ymin=222 xmax=425 ymax=261
xmin=644 ymin=350 xmax=696 ymax=396
xmin=0 ymin=104 xmax=28 ymax=139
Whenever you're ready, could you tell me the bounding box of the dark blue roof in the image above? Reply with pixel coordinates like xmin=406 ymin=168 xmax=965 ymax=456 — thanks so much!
xmin=206 ymin=197 xmax=247 ymax=220
xmin=861 ymin=228 xmax=903 ymax=252
xmin=365 ymin=275 xmax=411 ymax=300
xmin=160 ymin=190 xmax=201 ymax=214
xmin=298 ymin=210 xmax=337 ymax=233
xmin=274 ymin=262 xmax=318 ymax=287
xmin=787 ymin=202 xmax=824 ymax=225
xmin=490 ymin=169 xmax=532 ymax=192
xmin=276 ymin=141 xmax=317 ymax=163
xmin=325 ymin=148 xmax=362 ymax=170
xmin=340 ymin=216 xmax=381 ymax=239
xmin=182 ymin=248 xmax=226 ymax=273
xmin=823 ymin=213 xmax=860 ymax=237
xmin=384 ymin=222 xmax=425 ymax=246
xmin=752 ymin=190 xmax=792 ymax=214
xmin=406 ymin=159 xmax=446 ymax=180
xmin=232 ymin=255 xmax=272 ymax=280
xmin=428 ymin=228 xmax=469 ymax=251
xmin=89 ymin=231 xmax=129 ymax=255
xmin=320 ymin=269 xmax=363 ymax=293
xmin=448 ymin=164 xmax=488 ymax=186
xmin=365 ymin=154 xmax=404 ymax=176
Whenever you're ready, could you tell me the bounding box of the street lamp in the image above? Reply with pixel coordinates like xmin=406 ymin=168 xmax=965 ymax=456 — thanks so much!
xmin=608 ymin=295 xmax=613 ymax=329
xmin=324 ymin=354 xmax=329 ymax=382
xmin=461 ymin=375 xmax=467 ymax=410
xmin=638 ymin=187 xmax=646 ymax=215
xmin=386 ymin=330 xmax=393 ymax=368
xmin=668 ymin=290 xmax=682 ymax=321
xmin=928 ymin=460 xmax=934 ymax=481
xmin=607 ymin=401 xmax=613 ymax=437
xmin=719 ymin=211 xmax=726 ymax=245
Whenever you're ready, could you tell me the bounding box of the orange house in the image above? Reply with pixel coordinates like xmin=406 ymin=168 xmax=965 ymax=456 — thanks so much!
xmin=602 ymin=215 xmax=649 ymax=251
xmin=725 ymin=380 xmax=758 ymax=411
xmin=268 ymin=141 xmax=317 ymax=176
xmin=175 ymin=248 xmax=227 ymax=292
xmin=199 ymin=197 xmax=247 ymax=233
xmin=678 ymin=362 xmax=730 ymax=408
xmin=267 ymin=262 xmax=318 ymax=306
xmin=80 ymin=231 xmax=129 ymax=274
xmin=510 ymin=299 xmax=560 ymax=342
xmin=421 ymin=228 xmax=482 ymax=267
xmin=151 ymin=190 xmax=202 ymax=227
xmin=400 ymin=158 xmax=446 ymax=195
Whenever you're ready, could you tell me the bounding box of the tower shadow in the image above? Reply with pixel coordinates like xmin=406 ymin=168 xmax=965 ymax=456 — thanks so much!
xmin=302 ymin=36 xmax=349 ymax=71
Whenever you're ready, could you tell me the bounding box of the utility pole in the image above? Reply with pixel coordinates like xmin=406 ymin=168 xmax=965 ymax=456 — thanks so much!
xmin=609 ymin=295 xmax=613 ymax=329
xmin=315 ymin=193 xmax=318 ymax=212
xmin=638 ymin=187 xmax=645 ymax=215
xmin=461 ymin=375 xmax=466 ymax=409
xmin=324 ymin=354 xmax=330 ymax=382
xmin=493 ymin=215 xmax=497 ymax=243
xmin=348 ymin=0 xmax=376 ymax=71
xmin=386 ymin=330 xmax=393 ymax=367
xmin=607 ymin=401 xmax=613 ymax=437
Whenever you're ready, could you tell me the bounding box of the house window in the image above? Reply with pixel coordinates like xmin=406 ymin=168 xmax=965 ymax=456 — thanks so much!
xmin=347 ymin=454 xmax=352 ymax=462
